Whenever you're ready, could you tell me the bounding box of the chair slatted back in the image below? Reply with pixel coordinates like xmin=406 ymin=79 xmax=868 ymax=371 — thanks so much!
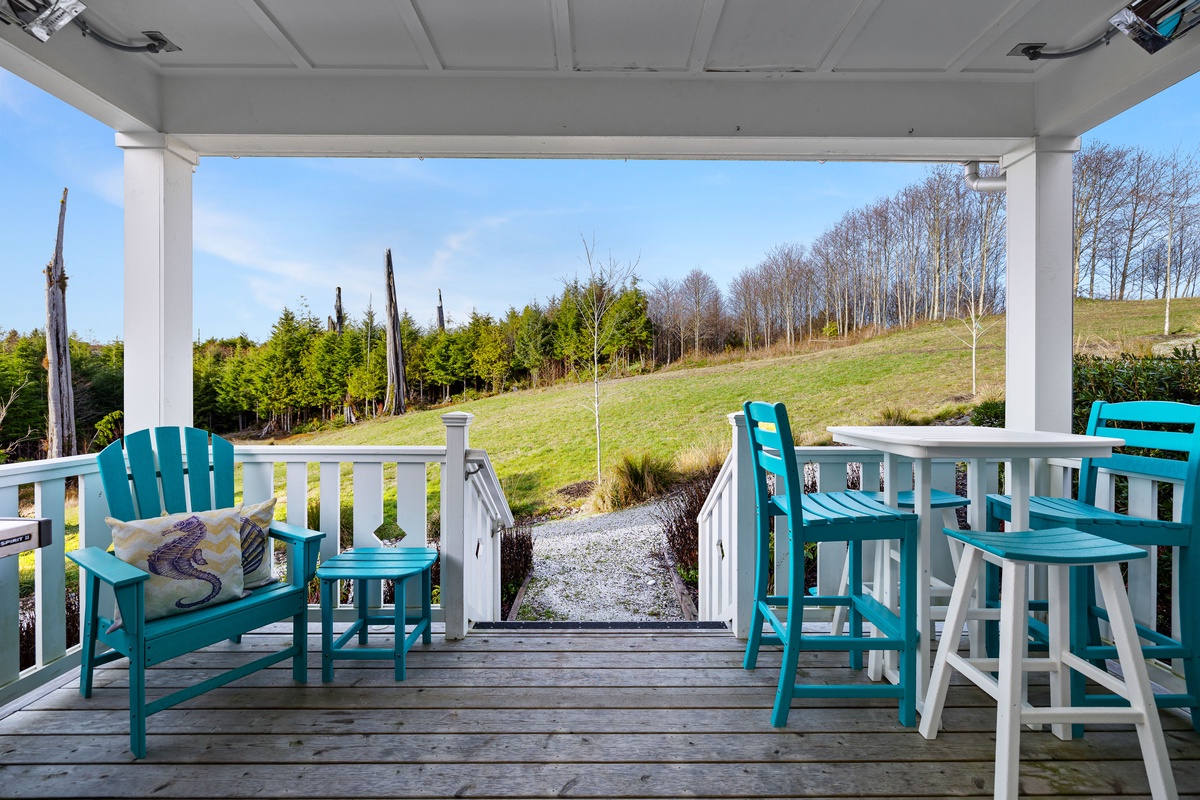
xmin=97 ymin=427 xmax=236 ymax=523
xmin=743 ymin=401 xmax=804 ymax=528
xmin=1080 ymin=400 xmax=1200 ymax=527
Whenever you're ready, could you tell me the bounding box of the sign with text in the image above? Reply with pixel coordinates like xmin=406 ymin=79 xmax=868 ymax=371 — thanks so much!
xmin=0 ymin=518 xmax=52 ymax=559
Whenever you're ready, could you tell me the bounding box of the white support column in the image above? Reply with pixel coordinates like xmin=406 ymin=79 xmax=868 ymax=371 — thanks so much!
xmin=118 ymin=132 xmax=198 ymax=432
xmin=1002 ymin=137 xmax=1079 ymax=437
xmin=442 ymin=412 xmax=473 ymax=640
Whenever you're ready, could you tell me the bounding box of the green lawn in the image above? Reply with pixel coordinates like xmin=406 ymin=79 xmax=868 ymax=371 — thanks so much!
xmin=299 ymin=298 xmax=1200 ymax=517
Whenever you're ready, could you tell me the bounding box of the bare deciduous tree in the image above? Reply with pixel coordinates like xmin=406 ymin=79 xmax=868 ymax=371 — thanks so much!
xmin=566 ymin=236 xmax=637 ymax=483
xmin=679 ymin=268 xmax=720 ymax=356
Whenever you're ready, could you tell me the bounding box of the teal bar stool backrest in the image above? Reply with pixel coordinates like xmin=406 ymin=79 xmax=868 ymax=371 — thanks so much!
xmin=97 ymin=427 xmax=236 ymax=522
xmin=1079 ymin=400 xmax=1200 ymax=535
xmin=743 ymin=400 xmax=805 ymax=535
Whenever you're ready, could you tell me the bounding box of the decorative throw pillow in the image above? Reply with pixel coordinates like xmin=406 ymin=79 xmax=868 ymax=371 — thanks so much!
xmin=239 ymin=497 xmax=278 ymax=589
xmin=108 ymin=506 xmax=246 ymax=623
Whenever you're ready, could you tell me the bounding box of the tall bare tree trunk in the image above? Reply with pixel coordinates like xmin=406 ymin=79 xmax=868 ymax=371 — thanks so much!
xmin=383 ymin=250 xmax=407 ymax=415
xmin=46 ymin=188 xmax=76 ymax=458
xmin=334 ymin=286 xmax=344 ymax=335
xmin=436 ymin=289 xmax=445 ymax=332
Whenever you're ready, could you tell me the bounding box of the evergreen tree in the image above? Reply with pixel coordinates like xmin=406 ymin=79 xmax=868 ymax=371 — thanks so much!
xmin=514 ymin=303 xmax=553 ymax=386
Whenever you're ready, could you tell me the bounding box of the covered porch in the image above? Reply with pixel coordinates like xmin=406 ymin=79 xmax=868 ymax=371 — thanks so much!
xmin=4 ymin=1 xmax=1200 ymax=795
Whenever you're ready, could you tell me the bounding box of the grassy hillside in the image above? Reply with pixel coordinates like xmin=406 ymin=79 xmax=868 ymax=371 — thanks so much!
xmin=298 ymin=297 xmax=1200 ymax=516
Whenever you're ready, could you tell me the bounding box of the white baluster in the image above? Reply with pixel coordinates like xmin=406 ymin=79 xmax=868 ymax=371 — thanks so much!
xmin=34 ymin=479 xmax=67 ymax=667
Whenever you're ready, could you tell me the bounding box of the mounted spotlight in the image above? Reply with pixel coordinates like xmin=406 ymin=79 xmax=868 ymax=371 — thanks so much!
xmin=1008 ymin=0 xmax=1200 ymax=61
xmin=0 ymin=0 xmax=85 ymax=42
xmin=0 ymin=0 xmax=180 ymax=52
xmin=1110 ymin=0 xmax=1200 ymax=54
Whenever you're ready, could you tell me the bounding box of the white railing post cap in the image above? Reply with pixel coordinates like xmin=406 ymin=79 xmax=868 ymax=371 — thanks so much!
xmin=728 ymin=411 xmax=746 ymax=428
xmin=441 ymin=412 xmax=475 ymax=427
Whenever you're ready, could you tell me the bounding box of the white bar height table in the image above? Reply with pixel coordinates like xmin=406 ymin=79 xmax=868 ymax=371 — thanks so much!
xmin=826 ymin=425 xmax=1123 ymax=710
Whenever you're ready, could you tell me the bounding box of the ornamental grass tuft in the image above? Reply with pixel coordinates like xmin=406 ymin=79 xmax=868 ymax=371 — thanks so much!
xmin=591 ymin=451 xmax=676 ymax=512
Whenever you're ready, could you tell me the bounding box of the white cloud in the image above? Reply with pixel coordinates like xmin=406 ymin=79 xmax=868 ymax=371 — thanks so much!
xmin=194 ymin=204 xmax=378 ymax=326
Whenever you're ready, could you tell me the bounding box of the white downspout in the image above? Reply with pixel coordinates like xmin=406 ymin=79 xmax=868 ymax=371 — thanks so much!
xmin=963 ymin=161 xmax=1006 ymax=193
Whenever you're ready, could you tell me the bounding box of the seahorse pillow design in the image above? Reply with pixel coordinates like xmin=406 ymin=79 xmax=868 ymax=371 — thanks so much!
xmin=109 ymin=506 xmax=246 ymax=623
xmin=240 ymin=497 xmax=278 ymax=589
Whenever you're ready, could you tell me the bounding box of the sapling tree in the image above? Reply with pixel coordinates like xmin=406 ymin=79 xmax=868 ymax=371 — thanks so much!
xmin=564 ymin=236 xmax=637 ymax=484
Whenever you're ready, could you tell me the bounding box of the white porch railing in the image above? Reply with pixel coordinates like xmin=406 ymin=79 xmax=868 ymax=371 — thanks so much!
xmin=0 ymin=411 xmax=512 ymax=708
xmin=699 ymin=411 xmax=1189 ymax=697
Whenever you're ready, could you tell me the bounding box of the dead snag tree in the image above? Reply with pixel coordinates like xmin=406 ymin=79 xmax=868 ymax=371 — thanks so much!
xmin=46 ymin=187 xmax=76 ymax=458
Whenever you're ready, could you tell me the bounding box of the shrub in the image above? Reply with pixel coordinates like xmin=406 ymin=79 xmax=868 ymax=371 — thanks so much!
xmin=654 ymin=468 xmax=720 ymax=595
xmin=1073 ymin=346 xmax=1200 ymax=432
xmin=971 ymin=397 xmax=1006 ymax=428
xmin=500 ymin=523 xmax=534 ymax=618
xmin=592 ymin=451 xmax=676 ymax=512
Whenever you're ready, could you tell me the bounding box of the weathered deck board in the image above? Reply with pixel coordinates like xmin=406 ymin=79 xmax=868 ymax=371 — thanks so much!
xmin=0 ymin=628 xmax=1197 ymax=799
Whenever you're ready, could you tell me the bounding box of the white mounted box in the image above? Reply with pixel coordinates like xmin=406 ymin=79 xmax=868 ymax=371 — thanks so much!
xmin=0 ymin=518 xmax=52 ymax=560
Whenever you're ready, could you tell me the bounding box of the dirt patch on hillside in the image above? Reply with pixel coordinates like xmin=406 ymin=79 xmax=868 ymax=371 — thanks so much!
xmin=557 ymin=480 xmax=595 ymax=500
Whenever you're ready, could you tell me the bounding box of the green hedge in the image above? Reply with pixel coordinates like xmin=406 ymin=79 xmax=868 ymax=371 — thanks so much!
xmin=976 ymin=347 xmax=1200 ymax=431
xmin=1073 ymin=346 xmax=1200 ymax=431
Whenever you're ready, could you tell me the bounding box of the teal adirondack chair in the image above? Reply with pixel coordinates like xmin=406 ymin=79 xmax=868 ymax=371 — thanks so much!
xmin=986 ymin=400 xmax=1200 ymax=730
xmin=741 ymin=401 xmax=919 ymax=728
xmin=68 ymin=427 xmax=324 ymax=757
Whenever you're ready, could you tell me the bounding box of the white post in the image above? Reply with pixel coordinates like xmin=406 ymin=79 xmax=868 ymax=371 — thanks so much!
xmin=442 ymin=412 xmax=473 ymax=640
xmin=729 ymin=412 xmax=757 ymax=639
xmin=117 ymin=132 xmax=197 ymax=432
xmin=1002 ymin=137 xmax=1079 ymax=438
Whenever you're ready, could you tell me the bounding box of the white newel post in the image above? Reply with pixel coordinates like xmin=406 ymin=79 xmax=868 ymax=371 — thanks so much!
xmin=117 ymin=132 xmax=197 ymax=432
xmin=1003 ymin=138 xmax=1078 ymax=436
xmin=729 ymin=412 xmax=757 ymax=639
xmin=442 ymin=412 xmax=473 ymax=640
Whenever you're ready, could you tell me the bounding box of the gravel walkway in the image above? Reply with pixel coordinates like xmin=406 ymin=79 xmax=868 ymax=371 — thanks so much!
xmin=515 ymin=501 xmax=684 ymax=622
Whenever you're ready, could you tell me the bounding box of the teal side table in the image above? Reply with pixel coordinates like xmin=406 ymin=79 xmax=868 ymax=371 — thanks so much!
xmin=318 ymin=546 xmax=439 ymax=682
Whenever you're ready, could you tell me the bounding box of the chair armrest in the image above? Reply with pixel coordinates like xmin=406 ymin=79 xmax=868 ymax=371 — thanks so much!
xmin=67 ymin=547 xmax=149 ymax=589
xmin=268 ymin=521 xmax=325 ymax=584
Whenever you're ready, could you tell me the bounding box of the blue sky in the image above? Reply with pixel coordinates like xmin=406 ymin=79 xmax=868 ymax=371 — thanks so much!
xmin=2 ymin=68 xmax=1199 ymax=344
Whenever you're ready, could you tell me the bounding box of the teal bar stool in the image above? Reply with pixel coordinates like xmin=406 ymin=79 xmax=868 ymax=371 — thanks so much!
xmin=985 ymin=400 xmax=1200 ymax=729
xmin=318 ymin=546 xmax=438 ymax=682
xmin=920 ymin=527 xmax=1178 ymax=800
xmin=741 ymin=401 xmax=919 ymax=728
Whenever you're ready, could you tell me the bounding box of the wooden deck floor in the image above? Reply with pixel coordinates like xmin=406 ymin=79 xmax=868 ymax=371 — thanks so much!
xmin=1 ymin=624 xmax=1199 ymax=799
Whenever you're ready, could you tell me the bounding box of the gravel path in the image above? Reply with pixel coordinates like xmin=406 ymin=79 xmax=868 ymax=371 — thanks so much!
xmin=515 ymin=501 xmax=684 ymax=622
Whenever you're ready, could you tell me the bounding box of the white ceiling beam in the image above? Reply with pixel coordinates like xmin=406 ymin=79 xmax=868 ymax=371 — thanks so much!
xmin=174 ymin=133 xmax=1030 ymax=161
xmin=944 ymin=0 xmax=1040 ymax=74
xmin=233 ymin=0 xmax=312 ymax=70
xmin=815 ymin=0 xmax=881 ymax=73
xmin=393 ymin=0 xmax=443 ymax=72
xmin=688 ymin=0 xmax=724 ymax=73
xmin=161 ymin=74 xmax=1034 ymax=143
xmin=551 ymin=0 xmax=573 ymax=72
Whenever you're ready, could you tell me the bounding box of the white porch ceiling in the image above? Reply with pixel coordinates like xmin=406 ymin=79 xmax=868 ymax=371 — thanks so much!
xmin=2 ymin=0 xmax=1200 ymax=159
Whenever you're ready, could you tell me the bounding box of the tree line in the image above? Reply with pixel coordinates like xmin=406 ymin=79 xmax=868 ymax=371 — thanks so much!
xmin=2 ymin=139 xmax=1198 ymax=452
xmin=191 ymin=280 xmax=653 ymax=436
